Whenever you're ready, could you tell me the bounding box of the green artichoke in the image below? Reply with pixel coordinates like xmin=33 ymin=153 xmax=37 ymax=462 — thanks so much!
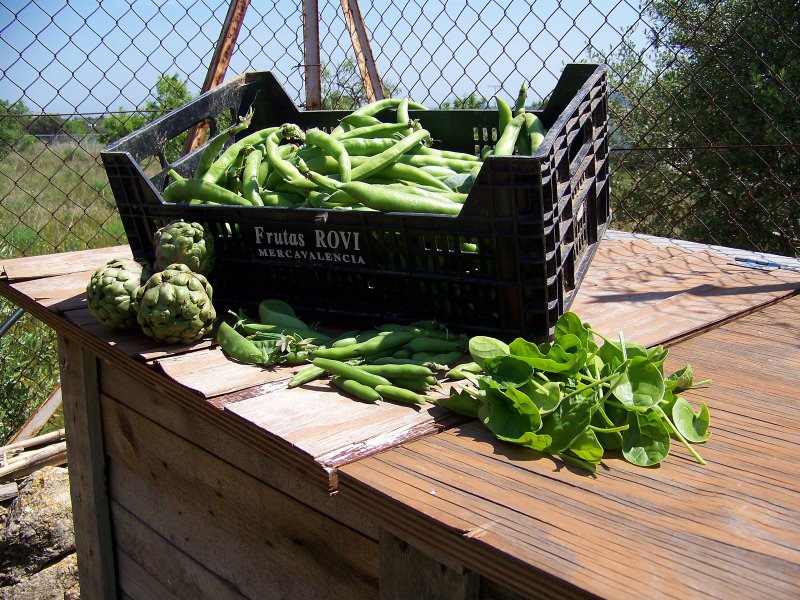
xmin=86 ymin=258 xmax=152 ymax=330
xmin=137 ymin=263 xmax=217 ymax=344
xmin=154 ymin=220 xmax=215 ymax=275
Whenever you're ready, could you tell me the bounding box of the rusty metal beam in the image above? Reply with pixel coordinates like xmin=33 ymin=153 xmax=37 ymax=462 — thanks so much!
xmin=183 ymin=0 xmax=251 ymax=155
xmin=340 ymin=0 xmax=384 ymax=103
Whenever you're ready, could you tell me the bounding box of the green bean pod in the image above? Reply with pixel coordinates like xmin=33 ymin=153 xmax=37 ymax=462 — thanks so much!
xmin=341 ymin=137 xmax=398 ymax=156
xmin=241 ymin=147 xmax=264 ymax=205
xmin=351 ymin=97 xmax=427 ymax=117
xmin=373 ymin=384 xmax=428 ymax=406
xmin=413 ymin=146 xmax=482 ymax=163
xmin=201 ymin=125 xmax=279 ymax=184
xmin=338 ymin=181 xmax=461 ymax=215
xmin=331 ymin=376 xmax=382 ymax=403
xmin=387 ymin=377 xmax=430 ymax=393
xmin=372 ymin=162 xmax=452 ymax=191
xmin=514 ymin=82 xmax=528 ymax=116
xmin=264 ymin=130 xmax=316 ymax=190
xmin=418 ymin=350 xmax=465 ymax=365
xmin=305 ymin=128 xmax=352 ymax=183
xmin=287 ymin=365 xmax=326 ymax=388
xmin=312 ymin=357 xmax=392 ymax=388
xmin=358 ymin=363 xmax=434 ymax=378
xmin=194 ymin=106 xmax=254 ymax=179
xmin=216 ymin=322 xmax=265 ymax=365
xmin=340 ymin=113 xmax=383 ymax=129
xmin=311 ymin=344 xmax=362 ymax=360
xmin=259 ymin=190 xmax=306 ymax=206
xmin=162 ymin=178 xmax=252 ymax=206
xmin=496 ymin=95 xmax=512 ymax=134
xmin=404 ymin=337 xmax=465 ymax=354
xmin=336 ymin=121 xmax=415 ymax=141
xmin=525 ymin=113 xmax=546 ymax=153
xmin=493 ymin=113 xmax=526 ymax=156
xmin=348 ymin=128 xmax=431 ymax=180
xmin=396 ymin=154 xmax=480 ymax=173
xmin=445 ymin=361 xmax=483 ymax=380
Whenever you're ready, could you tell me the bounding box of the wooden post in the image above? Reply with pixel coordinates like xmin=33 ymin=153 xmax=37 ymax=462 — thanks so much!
xmin=340 ymin=0 xmax=385 ymax=102
xmin=183 ymin=0 xmax=251 ymax=155
xmin=58 ymin=335 xmax=117 ymax=599
xmin=303 ymin=0 xmax=323 ymax=109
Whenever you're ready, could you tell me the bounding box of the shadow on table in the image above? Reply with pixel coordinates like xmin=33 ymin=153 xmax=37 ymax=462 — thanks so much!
xmin=446 ymin=419 xmax=606 ymax=479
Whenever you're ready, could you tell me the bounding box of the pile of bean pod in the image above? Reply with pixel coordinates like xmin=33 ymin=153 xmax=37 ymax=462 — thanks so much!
xmin=215 ymin=298 xmax=470 ymax=406
xmin=161 ymin=91 xmax=546 ymax=214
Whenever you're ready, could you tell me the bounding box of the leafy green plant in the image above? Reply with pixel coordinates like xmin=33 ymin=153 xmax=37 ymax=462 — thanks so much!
xmin=438 ymin=312 xmax=712 ymax=472
xmin=0 ymin=297 xmax=59 ymax=444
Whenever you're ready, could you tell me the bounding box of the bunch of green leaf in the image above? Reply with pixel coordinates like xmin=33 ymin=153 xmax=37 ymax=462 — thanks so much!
xmin=438 ymin=312 xmax=711 ymax=473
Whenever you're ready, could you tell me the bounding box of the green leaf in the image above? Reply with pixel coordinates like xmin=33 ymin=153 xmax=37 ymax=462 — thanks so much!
xmin=568 ymin=428 xmax=604 ymax=464
xmin=591 ymin=409 xmax=623 ymax=450
xmin=477 ymin=383 xmax=549 ymax=450
xmin=258 ymin=298 xmax=297 ymax=317
xmin=482 ymin=355 xmax=534 ymax=388
xmin=518 ymin=379 xmax=562 ymax=415
xmin=509 ymin=338 xmax=587 ymax=375
xmin=435 ymin=387 xmax=482 ymax=418
xmin=539 ymin=395 xmax=595 ymax=452
xmin=659 ymin=388 xmax=679 ymax=414
xmin=469 ymin=336 xmax=510 ymax=368
xmin=622 ymin=410 xmax=670 ymax=467
xmin=554 ymin=311 xmax=591 ymax=349
xmin=555 ymin=333 xmax=583 ymax=354
xmin=647 ymin=345 xmax=669 ymax=374
xmin=612 ymin=356 xmax=665 ymax=410
xmin=671 ymin=397 xmax=711 ymax=443
xmin=598 ymin=340 xmax=648 ymax=371
xmin=665 ymin=365 xmax=694 ymax=392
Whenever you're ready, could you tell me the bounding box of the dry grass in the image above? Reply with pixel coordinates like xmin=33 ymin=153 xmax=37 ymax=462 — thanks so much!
xmin=1 ymin=139 xmax=127 ymax=442
xmin=0 ymin=138 xmax=126 ymax=258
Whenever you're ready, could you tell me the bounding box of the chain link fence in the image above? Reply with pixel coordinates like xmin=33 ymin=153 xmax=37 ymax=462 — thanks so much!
xmin=1 ymin=0 xmax=798 ymax=439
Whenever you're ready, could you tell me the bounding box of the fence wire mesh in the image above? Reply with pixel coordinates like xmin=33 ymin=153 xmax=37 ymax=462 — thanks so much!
xmin=0 ymin=0 xmax=798 ymax=439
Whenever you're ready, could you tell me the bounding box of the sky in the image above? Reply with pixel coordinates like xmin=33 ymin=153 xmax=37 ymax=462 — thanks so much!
xmin=0 ymin=0 xmax=649 ymax=115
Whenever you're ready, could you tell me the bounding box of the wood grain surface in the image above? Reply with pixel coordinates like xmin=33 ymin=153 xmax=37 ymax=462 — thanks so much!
xmin=338 ymin=296 xmax=800 ymax=599
xmin=2 ymin=233 xmax=798 ymax=494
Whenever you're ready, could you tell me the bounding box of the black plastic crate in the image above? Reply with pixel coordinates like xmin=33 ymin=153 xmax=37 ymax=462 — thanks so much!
xmin=101 ymin=63 xmax=610 ymax=341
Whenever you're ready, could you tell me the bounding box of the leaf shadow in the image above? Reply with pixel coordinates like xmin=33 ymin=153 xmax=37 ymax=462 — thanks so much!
xmin=448 ymin=419 xmax=603 ymax=479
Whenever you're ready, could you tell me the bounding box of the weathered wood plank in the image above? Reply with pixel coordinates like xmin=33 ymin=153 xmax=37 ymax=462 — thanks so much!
xmin=101 ymin=393 xmax=379 ymax=599
xmin=111 ymin=500 xmax=246 ymax=599
xmin=63 ymin=304 xmax=215 ymax=361
xmin=116 ymin=547 xmax=182 ymax=600
xmin=0 ymin=245 xmax=130 ymax=281
xmin=226 ymin=378 xmax=458 ymax=465
xmin=573 ymin=239 xmax=800 ymax=346
xmin=380 ymin=529 xmax=479 ymax=600
xmin=57 ymin=335 xmax=117 ymax=599
xmin=338 ymin=297 xmax=800 ymax=600
xmin=9 ymin=270 xmax=94 ymax=311
xmin=152 ymin=346 xmax=292 ymax=398
xmin=100 ymin=358 xmax=378 ymax=529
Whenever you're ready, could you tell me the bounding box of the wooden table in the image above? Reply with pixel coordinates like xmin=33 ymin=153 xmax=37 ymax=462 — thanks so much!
xmin=2 ymin=231 xmax=799 ymax=599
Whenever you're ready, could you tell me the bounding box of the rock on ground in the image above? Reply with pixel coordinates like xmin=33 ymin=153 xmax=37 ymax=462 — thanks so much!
xmin=0 ymin=466 xmax=79 ymax=598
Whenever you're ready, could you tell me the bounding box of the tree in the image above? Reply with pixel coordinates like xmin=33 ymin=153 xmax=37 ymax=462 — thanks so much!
xmin=0 ymin=99 xmax=30 ymax=159
xmin=440 ymin=92 xmax=487 ymax=109
xmin=99 ymin=73 xmax=193 ymax=161
xmin=596 ymin=0 xmax=799 ymax=256
xmin=321 ymin=57 xmax=402 ymax=110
